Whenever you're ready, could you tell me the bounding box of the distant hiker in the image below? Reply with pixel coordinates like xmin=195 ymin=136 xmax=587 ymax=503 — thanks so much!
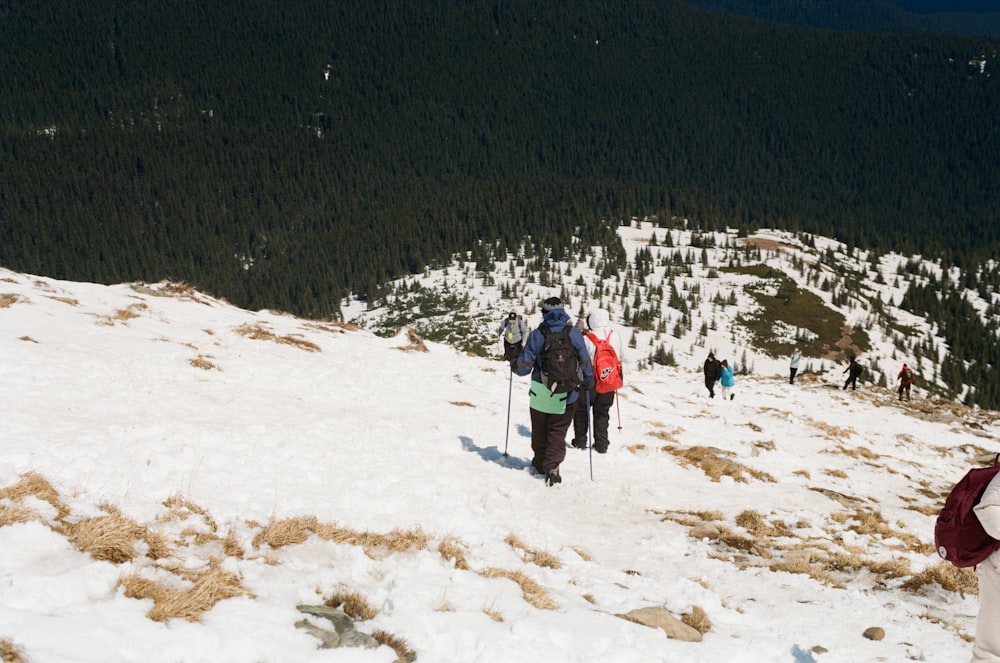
xmin=971 ymin=472 xmax=1000 ymax=660
xmin=511 ymin=297 xmax=594 ymax=486
xmin=571 ymin=308 xmax=624 ymax=454
xmin=498 ymin=311 xmax=528 ymax=361
xmin=703 ymin=352 xmax=722 ymax=398
xmin=719 ymin=359 xmax=735 ymax=400
xmin=789 ymin=348 xmax=802 ymax=385
xmin=897 ymin=364 xmax=915 ymax=401
xmin=843 ymin=356 xmax=863 ymax=391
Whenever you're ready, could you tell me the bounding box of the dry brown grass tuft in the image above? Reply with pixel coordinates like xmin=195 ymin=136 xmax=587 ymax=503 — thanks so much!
xmin=0 ymin=638 xmax=26 ymax=663
xmin=504 ymin=534 xmax=562 ymax=569
xmin=371 ymin=630 xmax=418 ymax=663
xmin=161 ymin=495 xmax=219 ymax=532
xmin=189 ymin=356 xmax=218 ymax=370
xmin=47 ymin=295 xmax=79 ymax=306
xmin=681 ymin=606 xmax=713 ymax=634
xmin=66 ymin=505 xmax=171 ymax=562
xmin=311 ymin=522 xmax=430 ymax=557
xmin=235 ymin=324 xmax=321 ymax=352
xmin=326 ymin=590 xmax=379 ymax=620
xmin=824 ymin=468 xmax=849 ymax=479
xmin=483 ymin=605 xmax=504 ymax=622
xmin=449 ymin=401 xmax=476 ymax=408
xmin=626 ymin=444 xmax=648 ymax=453
xmin=0 ymin=471 xmax=70 ymax=519
xmin=0 ymin=502 xmax=39 ymax=527
xmin=735 ymin=510 xmax=791 ymax=538
xmin=397 ymin=326 xmax=429 ymax=353
xmin=0 ymin=294 xmax=18 ymax=308
xmin=480 ymin=568 xmax=558 ymax=610
xmin=664 ymin=446 xmax=775 ymax=483
xmin=439 ymin=536 xmax=470 ymax=570
xmin=222 ymin=531 xmax=246 ymax=559
xmin=252 ymin=516 xmax=318 ymax=549
xmin=902 ymin=562 xmax=978 ymax=595
xmin=95 ymin=303 xmax=147 ymax=325
xmin=650 ymin=426 xmax=684 ymax=444
xmin=571 ymin=545 xmax=594 ymax=561
xmin=121 ymin=560 xmax=253 ymax=622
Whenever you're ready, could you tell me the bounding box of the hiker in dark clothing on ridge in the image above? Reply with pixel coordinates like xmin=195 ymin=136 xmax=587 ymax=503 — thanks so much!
xmin=511 ymin=297 xmax=594 ymax=487
xmin=703 ymin=352 xmax=722 ymax=398
xmin=843 ymin=356 xmax=863 ymax=391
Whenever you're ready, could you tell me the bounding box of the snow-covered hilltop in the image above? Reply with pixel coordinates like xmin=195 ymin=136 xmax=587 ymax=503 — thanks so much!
xmin=2 ymin=262 xmax=999 ymax=662
xmin=348 ymin=222 xmax=999 ymax=407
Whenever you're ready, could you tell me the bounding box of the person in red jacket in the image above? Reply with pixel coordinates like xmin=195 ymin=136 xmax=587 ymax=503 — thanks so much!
xmin=897 ymin=363 xmax=915 ymax=401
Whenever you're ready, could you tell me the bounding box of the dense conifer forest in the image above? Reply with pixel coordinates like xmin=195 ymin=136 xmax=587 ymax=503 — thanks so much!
xmin=1 ymin=0 xmax=998 ymax=319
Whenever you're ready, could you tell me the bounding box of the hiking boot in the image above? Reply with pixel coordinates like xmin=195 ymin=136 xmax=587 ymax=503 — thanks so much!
xmin=594 ymin=445 xmax=608 ymax=454
xmin=571 ymin=438 xmax=588 ymax=450
xmin=545 ymin=468 xmax=562 ymax=486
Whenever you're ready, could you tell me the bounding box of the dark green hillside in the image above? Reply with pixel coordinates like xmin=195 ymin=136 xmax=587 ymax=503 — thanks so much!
xmin=0 ymin=1 xmax=998 ymax=317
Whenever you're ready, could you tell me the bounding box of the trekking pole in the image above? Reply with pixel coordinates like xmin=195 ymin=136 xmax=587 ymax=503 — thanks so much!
xmin=616 ymin=395 xmax=622 ymax=432
xmin=586 ymin=390 xmax=594 ymax=481
xmin=503 ymin=368 xmax=513 ymax=456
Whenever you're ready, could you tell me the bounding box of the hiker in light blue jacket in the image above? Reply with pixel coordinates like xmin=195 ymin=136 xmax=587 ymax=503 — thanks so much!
xmin=719 ymin=359 xmax=736 ymax=400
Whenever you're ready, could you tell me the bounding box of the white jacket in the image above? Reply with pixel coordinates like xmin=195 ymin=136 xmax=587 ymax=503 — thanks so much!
xmin=976 ymin=472 xmax=1000 ymax=540
xmin=582 ymin=308 xmax=625 ymax=366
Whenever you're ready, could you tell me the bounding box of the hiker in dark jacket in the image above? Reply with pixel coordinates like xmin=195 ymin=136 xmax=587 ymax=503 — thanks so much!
xmin=703 ymin=352 xmax=722 ymax=398
xmin=843 ymin=356 xmax=863 ymax=391
xmin=511 ymin=297 xmax=594 ymax=486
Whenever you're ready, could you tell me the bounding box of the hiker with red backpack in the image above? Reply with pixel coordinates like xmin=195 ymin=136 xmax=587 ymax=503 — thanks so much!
xmin=571 ymin=308 xmax=624 ymax=454
xmin=897 ymin=363 xmax=915 ymax=401
xmin=510 ymin=297 xmax=594 ymax=486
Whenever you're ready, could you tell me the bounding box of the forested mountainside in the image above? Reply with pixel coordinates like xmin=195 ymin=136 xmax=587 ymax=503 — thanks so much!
xmin=684 ymin=0 xmax=1000 ymax=36
xmin=1 ymin=0 xmax=998 ymax=317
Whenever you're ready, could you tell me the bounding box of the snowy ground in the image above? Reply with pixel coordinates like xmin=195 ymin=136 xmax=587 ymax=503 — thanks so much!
xmin=2 ymin=267 xmax=996 ymax=662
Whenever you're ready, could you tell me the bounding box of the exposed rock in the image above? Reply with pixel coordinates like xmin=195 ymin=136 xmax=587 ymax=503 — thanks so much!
xmin=617 ymin=606 xmax=703 ymax=642
xmin=296 ymin=604 xmax=380 ymax=650
xmin=863 ymin=626 xmax=886 ymax=641
xmin=689 ymin=523 xmax=721 ymax=540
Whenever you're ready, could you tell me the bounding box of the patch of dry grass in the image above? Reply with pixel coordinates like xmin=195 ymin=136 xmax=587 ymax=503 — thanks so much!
xmin=311 ymin=522 xmax=430 ymax=557
xmin=252 ymin=516 xmax=318 ymax=549
xmin=449 ymin=401 xmax=476 ymax=408
xmin=396 ymin=326 xmax=428 ymax=352
xmin=95 ymin=303 xmax=147 ymax=326
xmin=189 ymin=356 xmax=218 ymax=370
xmin=439 ymin=536 xmax=470 ymax=570
xmin=650 ymin=425 xmax=684 ymax=444
xmin=504 ymin=534 xmax=562 ymax=569
xmin=681 ymin=606 xmax=713 ymax=634
xmin=235 ymin=324 xmax=321 ymax=352
xmin=161 ymin=495 xmax=219 ymax=532
xmin=121 ymin=560 xmax=253 ymax=622
xmin=0 ymin=471 xmax=70 ymax=519
xmin=482 ymin=604 xmax=504 ymax=622
xmin=66 ymin=504 xmax=171 ymax=563
xmin=325 ymin=590 xmax=378 ymax=620
xmin=371 ymin=630 xmax=417 ymax=663
xmin=480 ymin=568 xmax=558 ymax=610
xmin=663 ymin=446 xmax=775 ymax=483
xmin=0 ymin=502 xmax=39 ymax=527
xmin=0 ymin=638 xmax=25 ymax=663
xmin=0 ymin=294 xmax=18 ymax=308
xmin=47 ymin=295 xmax=79 ymax=306
xmin=902 ymin=562 xmax=978 ymax=595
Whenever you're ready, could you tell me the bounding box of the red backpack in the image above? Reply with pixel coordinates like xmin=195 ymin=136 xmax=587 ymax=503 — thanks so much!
xmin=587 ymin=331 xmax=623 ymax=394
xmin=934 ymin=456 xmax=1000 ymax=568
